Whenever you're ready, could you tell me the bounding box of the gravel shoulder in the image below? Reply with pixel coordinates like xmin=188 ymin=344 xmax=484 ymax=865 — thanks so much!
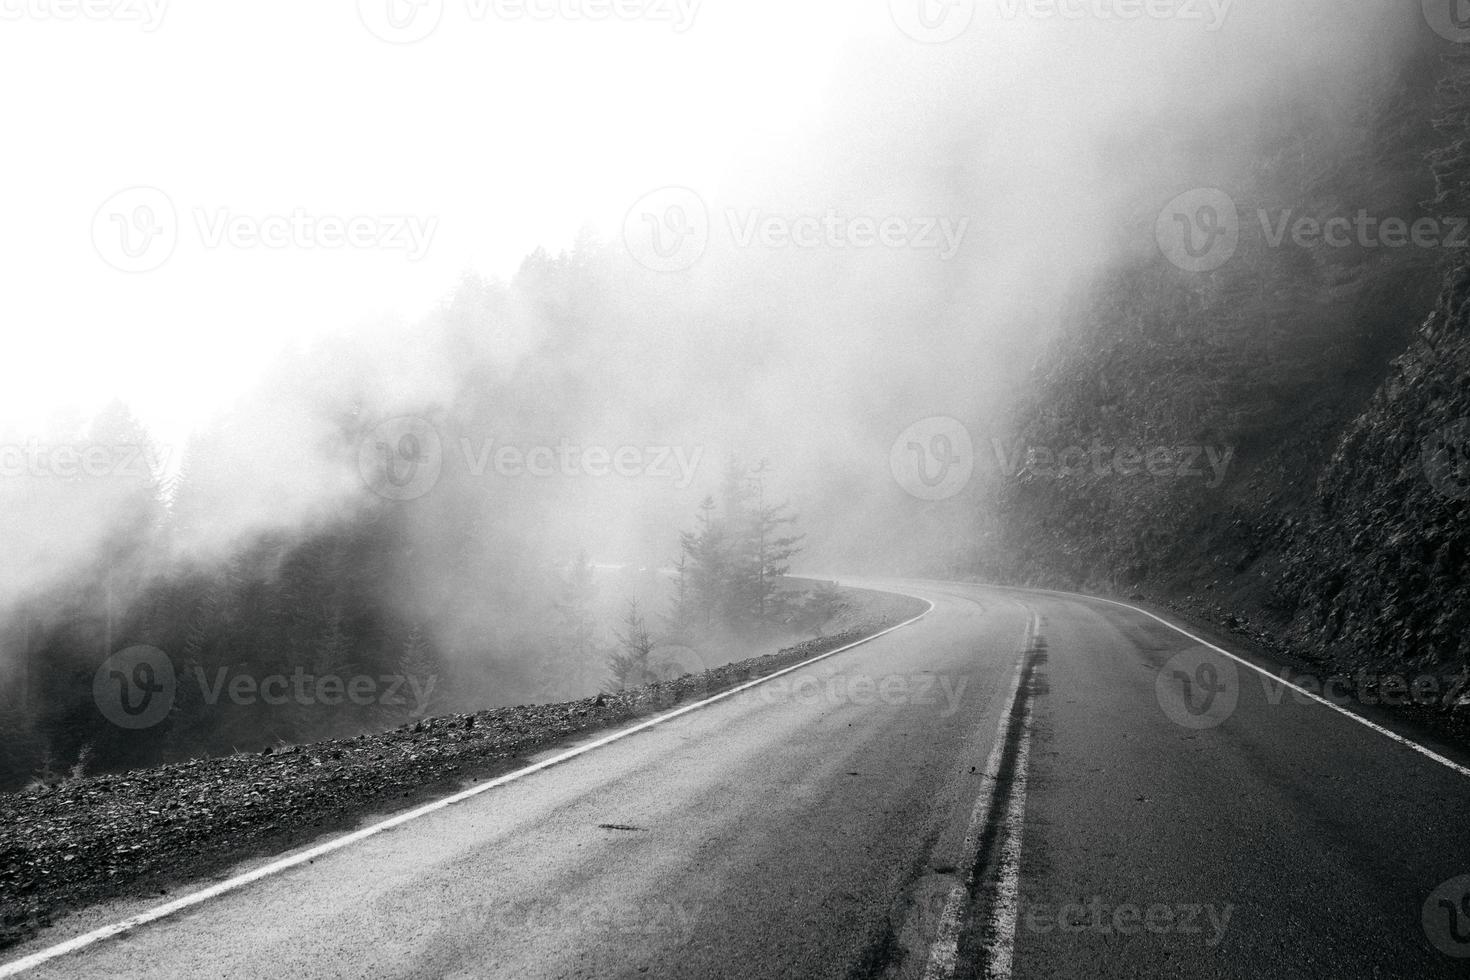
xmin=0 ymin=586 xmax=925 ymax=952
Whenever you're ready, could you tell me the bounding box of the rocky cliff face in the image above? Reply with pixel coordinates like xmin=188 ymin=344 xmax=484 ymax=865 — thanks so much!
xmin=976 ymin=258 xmax=1468 ymax=690
xmin=1273 ymin=266 xmax=1470 ymax=674
xmin=973 ymin=42 xmax=1469 ymax=685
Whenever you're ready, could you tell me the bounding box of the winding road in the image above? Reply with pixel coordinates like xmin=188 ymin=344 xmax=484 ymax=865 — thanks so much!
xmin=6 ymin=579 xmax=1470 ymax=978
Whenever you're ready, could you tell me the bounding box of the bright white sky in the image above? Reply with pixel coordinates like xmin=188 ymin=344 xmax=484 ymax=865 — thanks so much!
xmin=0 ymin=0 xmax=874 ymax=446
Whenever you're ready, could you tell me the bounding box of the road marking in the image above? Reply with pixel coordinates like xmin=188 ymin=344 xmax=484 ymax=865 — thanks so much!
xmin=982 ymin=582 xmax=1470 ymax=781
xmin=986 ymin=684 xmax=1034 ymax=980
xmin=0 ymin=603 xmax=934 ymax=978
xmin=922 ymin=655 xmax=1020 ymax=980
xmin=923 ymin=610 xmax=1038 ymax=980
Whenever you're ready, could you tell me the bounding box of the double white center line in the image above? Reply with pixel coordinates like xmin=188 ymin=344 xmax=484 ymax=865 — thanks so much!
xmin=923 ymin=610 xmax=1040 ymax=980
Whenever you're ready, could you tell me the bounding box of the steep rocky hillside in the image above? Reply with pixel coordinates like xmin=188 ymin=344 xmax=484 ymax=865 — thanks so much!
xmin=973 ymin=40 xmax=1469 ymax=688
xmin=1272 ymin=266 xmax=1470 ymax=674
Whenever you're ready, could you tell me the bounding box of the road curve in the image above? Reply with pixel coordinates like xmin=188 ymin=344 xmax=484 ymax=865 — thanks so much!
xmin=6 ymin=580 xmax=1470 ymax=978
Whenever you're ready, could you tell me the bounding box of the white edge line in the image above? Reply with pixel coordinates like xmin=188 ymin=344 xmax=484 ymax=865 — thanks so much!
xmin=0 ymin=599 xmax=935 ymax=977
xmin=970 ymin=580 xmax=1470 ymax=781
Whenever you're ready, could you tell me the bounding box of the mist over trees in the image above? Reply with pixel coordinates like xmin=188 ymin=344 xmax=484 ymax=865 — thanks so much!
xmin=0 ymin=245 xmax=836 ymax=789
xmin=607 ymin=458 xmax=817 ymax=691
xmin=667 ymin=460 xmax=803 ymax=639
xmin=1 ymin=3 xmax=1448 ymax=788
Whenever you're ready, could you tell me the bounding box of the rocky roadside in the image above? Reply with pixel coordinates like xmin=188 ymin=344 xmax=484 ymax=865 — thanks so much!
xmin=1125 ymin=265 xmax=1470 ymax=752
xmin=1002 ymin=575 xmax=1470 ymax=761
xmin=1147 ymin=589 xmax=1470 ymax=754
xmin=0 ymin=590 xmax=927 ymax=952
xmin=974 ymin=258 xmax=1470 ymax=764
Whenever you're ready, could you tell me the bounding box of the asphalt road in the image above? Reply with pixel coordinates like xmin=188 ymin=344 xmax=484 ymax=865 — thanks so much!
xmin=7 ymin=580 xmax=1470 ymax=978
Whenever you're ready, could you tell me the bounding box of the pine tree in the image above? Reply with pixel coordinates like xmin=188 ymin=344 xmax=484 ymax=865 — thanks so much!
xmin=395 ymin=624 xmax=440 ymax=721
xmin=737 ymin=461 xmax=804 ymax=626
xmin=671 ymin=462 xmax=804 ymax=635
xmin=555 ymin=550 xmax=600 ymax=661
xmin=606 ymin=599 xmax=656 ymax=691
xmin=676 ymin=497 xmax=730 ymax=628
xmin=664 ymin=553 xmax=697 ymax=643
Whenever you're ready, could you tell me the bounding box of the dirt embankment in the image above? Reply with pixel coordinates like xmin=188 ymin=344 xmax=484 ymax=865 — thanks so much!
xmin=0 ymin=587 xmax=926 ymax=952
